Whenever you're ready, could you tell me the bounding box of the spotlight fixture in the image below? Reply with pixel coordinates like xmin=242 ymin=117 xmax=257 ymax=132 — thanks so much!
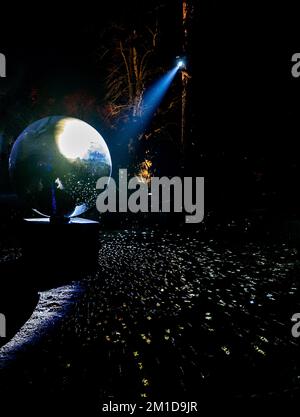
xmin=176 ymin=56 xmax=186 ymax=69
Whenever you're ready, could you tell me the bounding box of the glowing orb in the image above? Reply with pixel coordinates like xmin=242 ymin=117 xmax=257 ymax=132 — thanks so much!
xmin=9 ymin=116 xmax=112 ymax=219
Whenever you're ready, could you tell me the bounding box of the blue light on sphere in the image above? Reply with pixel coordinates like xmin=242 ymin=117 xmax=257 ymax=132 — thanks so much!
xmin=9 ymin=116 xmax=112 ymax=218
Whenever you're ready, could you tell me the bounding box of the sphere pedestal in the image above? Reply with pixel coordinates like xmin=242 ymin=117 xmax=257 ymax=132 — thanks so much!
xmin=21 ymin=217 xmax=100 ymax=288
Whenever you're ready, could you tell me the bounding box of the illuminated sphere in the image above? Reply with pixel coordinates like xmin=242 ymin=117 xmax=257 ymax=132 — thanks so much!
xmin=9 ymin=116 xmax=112 ymax=218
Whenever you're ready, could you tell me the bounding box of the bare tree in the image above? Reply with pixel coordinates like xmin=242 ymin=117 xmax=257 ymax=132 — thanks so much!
xmin=101 ymin=23 xmax=160 ymax=126
xmin=98 ymin=8 xmax=184 ymax=178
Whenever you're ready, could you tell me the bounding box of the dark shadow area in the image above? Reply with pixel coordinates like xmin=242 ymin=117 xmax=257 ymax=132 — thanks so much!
xmin=0 ymin=259 xmax=39 ymax=348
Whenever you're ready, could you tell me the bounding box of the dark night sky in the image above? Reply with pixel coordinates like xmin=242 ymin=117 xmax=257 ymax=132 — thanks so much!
xmin=1 ymin=2 xmax=180 ymax=86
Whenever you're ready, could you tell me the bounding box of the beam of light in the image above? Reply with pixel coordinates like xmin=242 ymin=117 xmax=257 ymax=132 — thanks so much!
xmin=124 ymin=65 xmax=180 ymax=141
xmin=142 ymin=66 xmax=179 ymax=124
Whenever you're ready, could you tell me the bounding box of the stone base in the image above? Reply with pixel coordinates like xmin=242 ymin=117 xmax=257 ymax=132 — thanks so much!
xmin=22 ymin=217 xmax=100 ymax=288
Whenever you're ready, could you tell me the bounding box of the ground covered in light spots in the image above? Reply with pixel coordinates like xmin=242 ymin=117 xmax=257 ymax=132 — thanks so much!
xmin=0 ymin=229 xmax=300 ymax=414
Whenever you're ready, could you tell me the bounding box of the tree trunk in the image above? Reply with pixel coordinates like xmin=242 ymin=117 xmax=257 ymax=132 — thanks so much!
xmin=181 ymin=0 xmax=192 ymax=155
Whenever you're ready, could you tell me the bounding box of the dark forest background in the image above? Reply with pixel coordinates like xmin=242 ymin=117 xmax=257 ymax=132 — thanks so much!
xmin=0 ymin=1 xmax=298 ymax=228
